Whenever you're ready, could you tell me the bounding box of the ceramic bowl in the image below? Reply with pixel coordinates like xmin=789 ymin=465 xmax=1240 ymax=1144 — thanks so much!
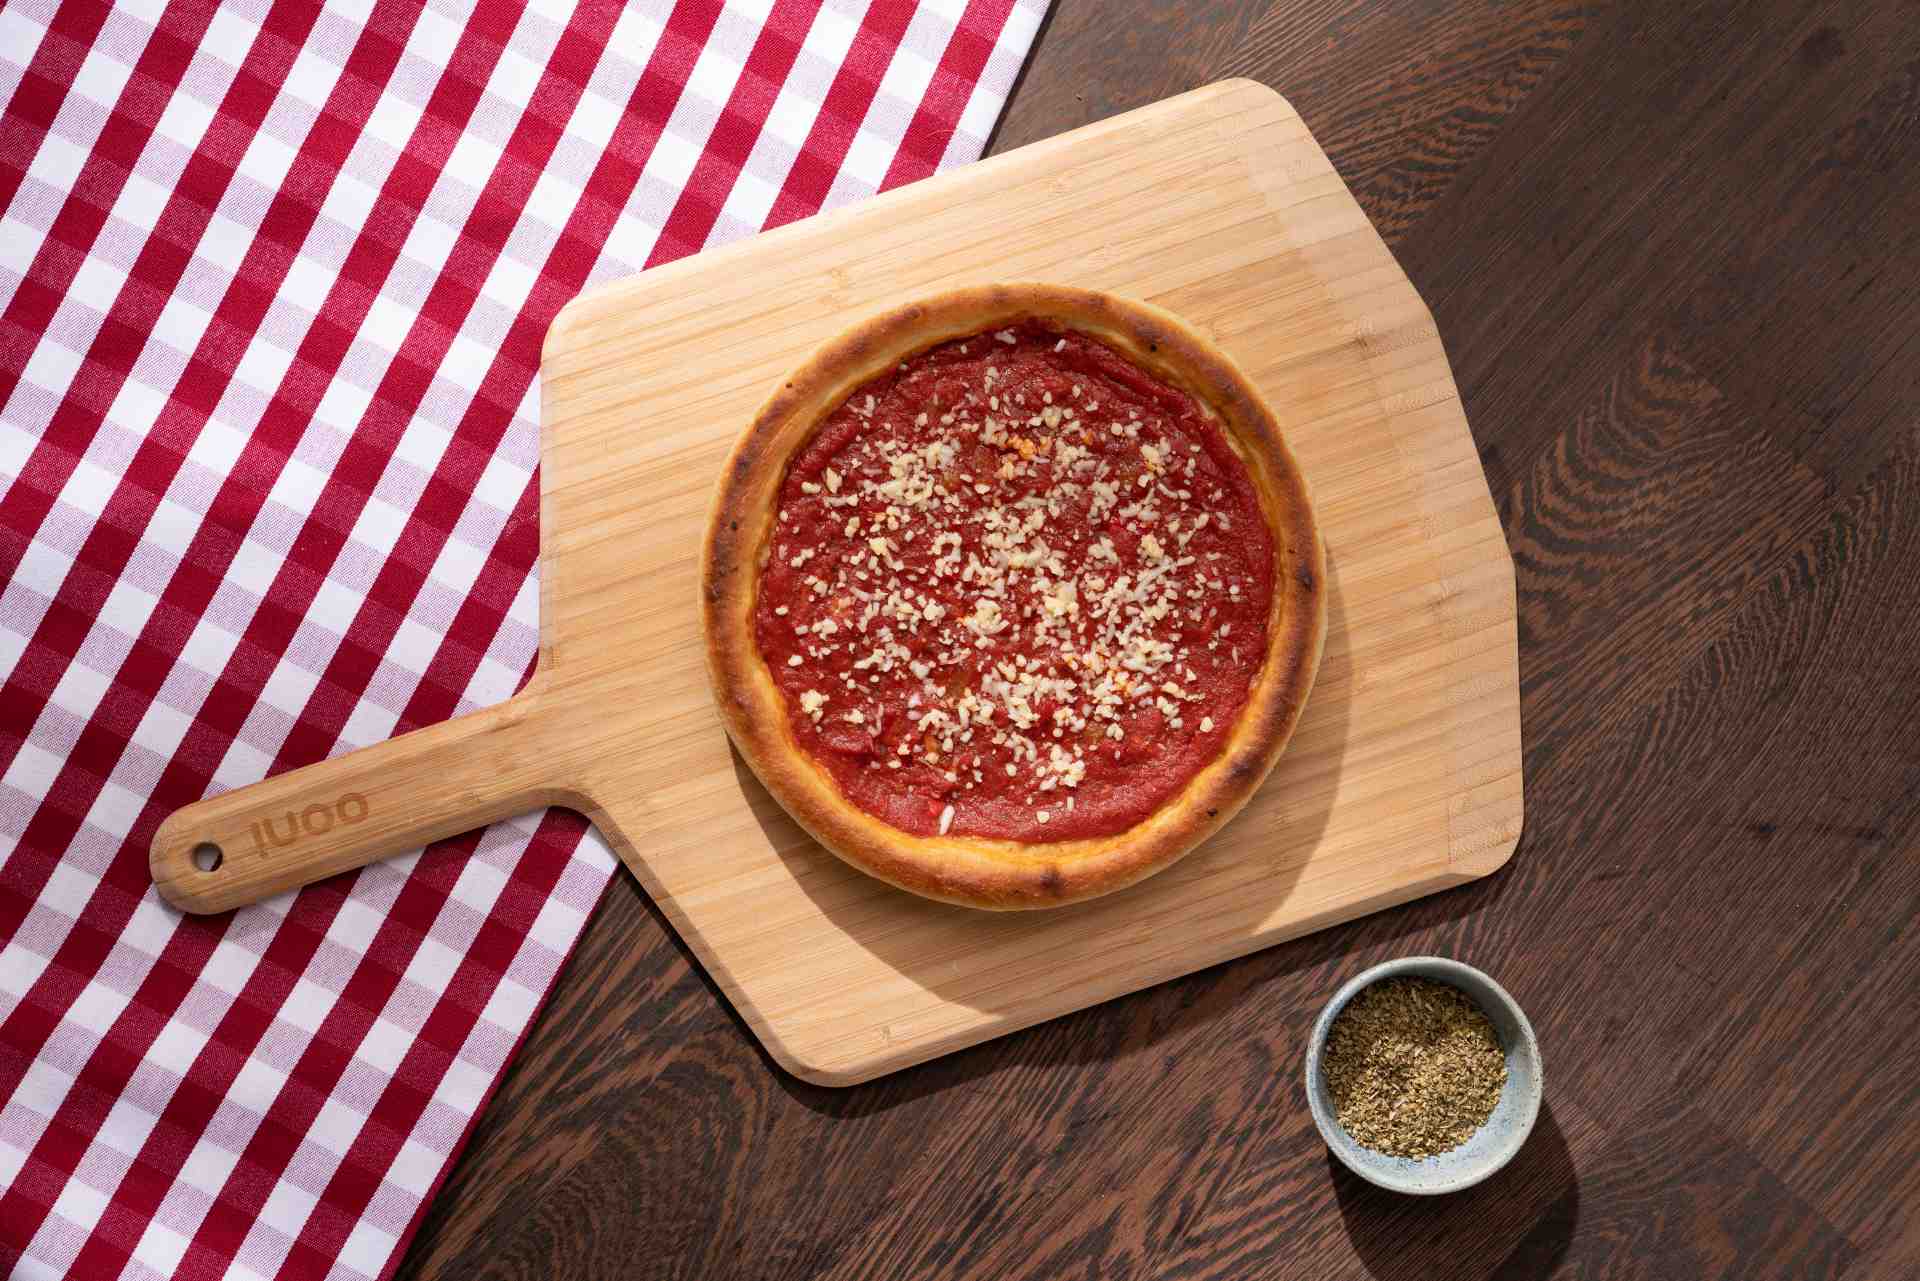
xmin=1305 ymin=956 xmax=1542 ymax=1195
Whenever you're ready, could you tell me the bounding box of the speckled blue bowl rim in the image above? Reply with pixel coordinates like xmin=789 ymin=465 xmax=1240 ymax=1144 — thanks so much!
xmin=1305 ymin=956 xmax=1543 ymax=1196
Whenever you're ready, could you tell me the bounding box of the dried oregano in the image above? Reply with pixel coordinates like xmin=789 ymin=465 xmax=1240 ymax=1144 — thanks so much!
xmin=1322 ymin=977 xmax=1507 ymax=1159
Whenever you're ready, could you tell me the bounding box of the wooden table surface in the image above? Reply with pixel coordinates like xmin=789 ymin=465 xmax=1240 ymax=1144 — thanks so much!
xmin=396 ymin=3 xmax=1920 ymax=1277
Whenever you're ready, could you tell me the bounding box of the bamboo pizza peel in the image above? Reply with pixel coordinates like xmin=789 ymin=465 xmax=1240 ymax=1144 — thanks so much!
xmin=152 ymin=82 xmax=1522 ymax=1085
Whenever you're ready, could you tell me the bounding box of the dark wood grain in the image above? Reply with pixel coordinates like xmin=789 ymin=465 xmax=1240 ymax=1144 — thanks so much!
xmin=397 ymin=3 xmax=1920 ymax=1277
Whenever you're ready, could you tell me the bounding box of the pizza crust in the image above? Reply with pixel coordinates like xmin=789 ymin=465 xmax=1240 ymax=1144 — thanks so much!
xmin=701 ymin=284 xmax=1326 ymax=909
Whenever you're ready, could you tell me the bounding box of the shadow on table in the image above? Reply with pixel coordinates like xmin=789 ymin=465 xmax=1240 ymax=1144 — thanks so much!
xmin=1329 ymin=1099 xmax=1580 ymax=1280
xmin=734 ymin=557 xmax=1350 ymax=1101
xmin=759 ymin=836 xmax=1524 ymax=1124
xmin=671 ymin=546 xmax=1519 ymax=1119
xmin=659 ymin=831 xmax=1514 ymax=1121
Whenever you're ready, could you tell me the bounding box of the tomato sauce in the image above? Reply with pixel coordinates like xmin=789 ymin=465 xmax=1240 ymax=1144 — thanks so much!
xmin=753 ymin=321 xmax=1274 ymax=841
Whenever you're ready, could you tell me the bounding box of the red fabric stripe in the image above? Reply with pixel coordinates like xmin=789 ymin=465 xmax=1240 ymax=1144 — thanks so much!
xmin=643 ymin=0 xmax=826 ymax=266
xmin=0 ymin=27 xmax=469 ymax=1279
xmin=247 ymin=0 xmax=632 ymax=790
xmin=878 ymin=0 xmax=1017 ymax=191
xmin=762 ymin=0 xmax=919 ymax=230
xmin=163 ymin=832 xmax=480 ymax=1277
xmin=276 ymin=815 xmax=574 ymax=1275
xmin=175 ymin=7 xmax=773 ymax=1248
xmin=268 ymin=0 xmax=823 ymax=1213
xmin=0 ymin=7 xmax=566 ymax=1270
xmin=0 ymin=4 xmax=1035 ymax=1276
xmin=0 ymin=3 xmax=460 ymax=1249
xmin=247 ymin=0 xmax=729 ymax=818
xmin=0 ymin=0 xmax=435 ymax=981
xmin=0 ymin=0 xmax=223 ymax=548
xmin=50 ymin=879 xmax=359 ymax=1279
xmin=253 ymin=0 xmax=725 ymax=860
xmin=0 ymin=2 xmax=236 ymax=404
xmin=280 ymin=0 xmax=851 ymax=1232
xmin=0 ymin=0 xmax=359 ymax=1013
xmin=0 ymin=0 xmax=518 ymax=881
xmin=0 ymin=0 xmax=338 ymax=750
xmin=392 ymin=478 xmax=541 ymax=721
xmin=368 ymin=812 xmax=593 ymax=1281
xmin=161 ymin=3 xmax=643 ymax=1263
xmin=0 ymin=0 xmax=115 ymax=217
xmin=0 ymin=868 xmax=349 ymax=1266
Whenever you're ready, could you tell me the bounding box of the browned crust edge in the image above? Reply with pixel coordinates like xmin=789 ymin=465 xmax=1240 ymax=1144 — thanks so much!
xmin=701 ymin=284 xmax=1326 ymax=910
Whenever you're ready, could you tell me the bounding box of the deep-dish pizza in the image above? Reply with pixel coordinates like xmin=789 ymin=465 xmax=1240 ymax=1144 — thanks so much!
xmin=701 ymin=285 xmax=1324 ymax=909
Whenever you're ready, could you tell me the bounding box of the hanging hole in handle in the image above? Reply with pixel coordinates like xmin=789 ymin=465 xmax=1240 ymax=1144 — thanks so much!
xmin=192 ymin=842 xmax=223 ymax=873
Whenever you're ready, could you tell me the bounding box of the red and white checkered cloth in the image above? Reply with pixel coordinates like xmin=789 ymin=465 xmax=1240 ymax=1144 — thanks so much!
xmin=0 ymin=1 xmax=1046 ymax=1277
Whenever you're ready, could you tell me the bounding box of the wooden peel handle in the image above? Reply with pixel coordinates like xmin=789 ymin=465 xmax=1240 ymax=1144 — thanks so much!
xmin=151 ymin=693 xmax=573 ymax=914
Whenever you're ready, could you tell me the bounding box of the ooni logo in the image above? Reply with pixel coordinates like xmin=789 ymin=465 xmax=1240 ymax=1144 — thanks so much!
xmin=248 ymin=793 xmax=370 ymax=855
